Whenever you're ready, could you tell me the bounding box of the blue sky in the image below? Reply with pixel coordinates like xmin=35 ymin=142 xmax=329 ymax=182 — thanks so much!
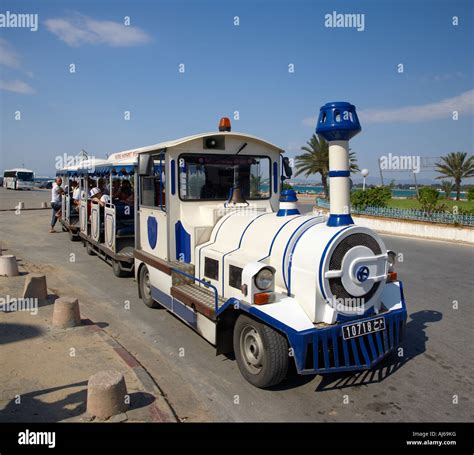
xmin=0 ymin=0 xmax=473 ymax=183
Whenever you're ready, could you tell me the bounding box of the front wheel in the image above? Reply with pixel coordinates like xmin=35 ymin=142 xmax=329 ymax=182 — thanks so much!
xmin=139 ymin=265 xmax=160 ymax=308
xmin=233 ymin=314 xmax=289 ymax=388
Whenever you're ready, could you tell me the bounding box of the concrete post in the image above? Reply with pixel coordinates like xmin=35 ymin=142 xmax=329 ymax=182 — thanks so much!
xmin=87 ymin=370 xmax=129 ymax=419
xmin=0 ymin=255 xmax=19 ymax=277
xmin=52 ymin=297 xmax=81 ymax=328
xmin=22 ymin=274 xmax=48 ymax=300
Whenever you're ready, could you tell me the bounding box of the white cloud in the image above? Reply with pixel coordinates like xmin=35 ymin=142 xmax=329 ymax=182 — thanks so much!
xmin=302 ymin=89 xmax=474 ymax=126
xmin=0 ymin=38 xmax=21 ymax=68
xmin=45 ymin=14 xmax=151 ymax=47
xmin=0 ymin=79 xmax=35 ymax=94
xmin=358 ymin=89 xmax=474 ymax=123
xmin=432 ymin=72 xmax=466 ymax=82
xmin=302 ymin=116 xmax=316 ymax=127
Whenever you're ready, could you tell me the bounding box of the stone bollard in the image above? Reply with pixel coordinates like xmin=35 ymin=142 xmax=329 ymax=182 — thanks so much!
xmin=22 ymin=274 xmax=48 ymax=300
xmin=52 ymin=297 xmax=81 ymax=329
xmin=87 ymin=370 xmax=129 ymax=419
xmin=0 ymin=255 xmax=19 ymax=277
xmin=41 ymin=202 xmax=48 ymax=209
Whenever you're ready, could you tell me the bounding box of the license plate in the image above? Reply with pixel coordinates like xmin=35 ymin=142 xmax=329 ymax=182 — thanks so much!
xmin=342 ymin=317 xmax=385 ymax=340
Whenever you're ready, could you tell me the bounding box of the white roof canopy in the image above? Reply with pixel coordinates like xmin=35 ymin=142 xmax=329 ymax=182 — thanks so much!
xmin=107 ymin=131 xmax=284 ymax=161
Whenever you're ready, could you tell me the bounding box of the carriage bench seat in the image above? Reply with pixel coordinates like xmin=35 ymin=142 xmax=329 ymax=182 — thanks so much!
xmin=116 ymin=221 xmax=134 ymax=237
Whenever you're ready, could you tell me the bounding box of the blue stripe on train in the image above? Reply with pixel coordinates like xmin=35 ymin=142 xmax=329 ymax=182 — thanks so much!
xmin=151 ymin=285 xmax=197 ymax=328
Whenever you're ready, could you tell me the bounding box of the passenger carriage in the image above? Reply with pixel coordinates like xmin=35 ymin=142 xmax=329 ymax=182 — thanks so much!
xmin=57 ymin=158 xmax=107 ymax=241
xmin=60 ymin=166 xmax=81 ymax=241
xmin=58 ymin=155 xmax=138 ymax=276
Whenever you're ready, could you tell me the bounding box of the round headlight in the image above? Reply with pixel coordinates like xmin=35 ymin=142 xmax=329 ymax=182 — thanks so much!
xmin=255 ymin=268 xmax=273 ymax=291
xmin=387 ymin=250 xmax=396 ymax=272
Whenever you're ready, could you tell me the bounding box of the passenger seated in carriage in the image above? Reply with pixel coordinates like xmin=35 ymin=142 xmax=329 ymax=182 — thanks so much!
xmin=88 ymin=187 xmax=109 ymax=220
xmin=71 ymin=180 xmax=81 ymax=212
xmin=111 ymin=179 xmax=121 ymax=200
xmin=118 ymin=180 xmax=133 ymax=204
xmin=98 ymin=178 xmax=108 ymax=196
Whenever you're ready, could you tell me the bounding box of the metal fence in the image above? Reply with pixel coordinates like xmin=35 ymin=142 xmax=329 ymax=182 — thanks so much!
xmin=315 ymin=199 xmax=474 ymax=226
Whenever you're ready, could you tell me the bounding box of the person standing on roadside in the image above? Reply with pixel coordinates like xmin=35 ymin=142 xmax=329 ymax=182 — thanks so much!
xmin=50 ymin=177 xmax=64 ymax=233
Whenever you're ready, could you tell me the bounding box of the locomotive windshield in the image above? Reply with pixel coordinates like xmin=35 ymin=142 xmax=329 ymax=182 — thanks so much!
xmin=178 ymin=154 xmax=271 ymax=201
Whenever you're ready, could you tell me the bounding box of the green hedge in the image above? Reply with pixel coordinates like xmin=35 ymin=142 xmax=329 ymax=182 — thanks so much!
xmin=351 ymin=186 xmax=391 ymax=209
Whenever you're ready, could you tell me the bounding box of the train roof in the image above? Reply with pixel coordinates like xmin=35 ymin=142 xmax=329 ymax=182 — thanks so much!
xmin=58 ymin=131 xmax=284 ymax=175
xmin=107 ymin=131 xmax=285 ymax=161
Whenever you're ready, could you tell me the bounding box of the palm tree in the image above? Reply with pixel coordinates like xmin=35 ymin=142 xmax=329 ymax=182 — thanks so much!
xmin=295 ymin=134 xmax=359 ymax=198
xmin=250 ymin=174 xmax=263 ymax=197
xmin=440 ymin=180 xmax=453 ymax=200
xmin=435 ymin=152 xmax=474 ymax=200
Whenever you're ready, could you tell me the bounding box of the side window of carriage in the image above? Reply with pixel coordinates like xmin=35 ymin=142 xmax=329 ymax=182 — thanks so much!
xmin=140 ymin=153 xmax=166 ymax=210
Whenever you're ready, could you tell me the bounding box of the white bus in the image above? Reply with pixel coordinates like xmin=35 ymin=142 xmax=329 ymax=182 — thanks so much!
xmin=3 ymin=168 xmax=35 ymax=190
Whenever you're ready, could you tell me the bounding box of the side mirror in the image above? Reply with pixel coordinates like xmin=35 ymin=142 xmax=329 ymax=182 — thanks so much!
xmin=282 ymin=156 xmax=293 ymax=179
xmin=138 ymin=154 xmax=153 ymax=176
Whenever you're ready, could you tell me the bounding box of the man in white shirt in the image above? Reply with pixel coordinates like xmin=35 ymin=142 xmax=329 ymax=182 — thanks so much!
xmin=50 ymin=177 xmax=64 ymax=233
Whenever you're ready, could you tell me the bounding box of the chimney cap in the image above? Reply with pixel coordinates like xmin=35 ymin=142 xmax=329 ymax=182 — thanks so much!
xmin=316 ymin=101 xmax=361 ymax=141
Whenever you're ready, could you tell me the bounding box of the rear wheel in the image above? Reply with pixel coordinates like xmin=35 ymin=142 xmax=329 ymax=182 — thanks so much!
xmin=85 ymin=242 xmax=95 ymax=256
xmin=233 ymin=314 xmax=289 ymax=388
xmin=139 ymin=265 xmax=160 ymax=308
xmin=112 ymin=260 xmax=129 ymax=278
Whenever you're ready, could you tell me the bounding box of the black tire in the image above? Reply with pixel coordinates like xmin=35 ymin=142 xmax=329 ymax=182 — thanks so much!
xmin=112 ymin=260 xmax=128 ymax=278
xmin=139 ymin=265 xmax=160 ymax=308
xmin=233 ymin=314 xmax=289 ymax=388
xmin=69 ymin=230 xmax=79 ymax=241
xmin=85 ymin=242 xmax=95 ymax=256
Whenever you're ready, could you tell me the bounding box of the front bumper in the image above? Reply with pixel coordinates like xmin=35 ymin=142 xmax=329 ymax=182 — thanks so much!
xmin=288 ymin=303 xmax=407 ymax=375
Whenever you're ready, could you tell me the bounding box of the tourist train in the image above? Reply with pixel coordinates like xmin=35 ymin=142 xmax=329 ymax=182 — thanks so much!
xmin=56 ymin=102 xmax=407 ymax=388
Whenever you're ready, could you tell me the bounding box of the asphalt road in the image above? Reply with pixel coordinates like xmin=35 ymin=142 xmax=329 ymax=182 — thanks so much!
xmin=0 ymin=188 xmax=473 ymax=422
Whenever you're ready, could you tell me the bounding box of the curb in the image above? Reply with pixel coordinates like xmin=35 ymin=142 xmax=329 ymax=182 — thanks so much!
xmin=0 ymin=208 xmax=50 ymax=212
xmin=82 ymin=318 xmax=179 ymax=422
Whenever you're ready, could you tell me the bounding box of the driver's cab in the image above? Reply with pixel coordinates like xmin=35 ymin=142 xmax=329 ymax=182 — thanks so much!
xmin=136 ymin=121 xmax=287 ymax=269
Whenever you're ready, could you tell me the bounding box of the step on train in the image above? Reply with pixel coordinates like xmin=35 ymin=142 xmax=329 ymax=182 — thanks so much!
xmin=56 ymin=102 xmax=407 ymax=388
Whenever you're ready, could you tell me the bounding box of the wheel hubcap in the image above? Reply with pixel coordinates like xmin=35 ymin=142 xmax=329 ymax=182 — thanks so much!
xmin=143 ymin=272 xmax=151 ymax=299
xmin=240 ymin=325 xmax=264 ymax=374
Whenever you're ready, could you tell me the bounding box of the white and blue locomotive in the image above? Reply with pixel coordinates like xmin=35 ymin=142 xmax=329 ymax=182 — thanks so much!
xmin=132 ymin=102 xmax=407 ymax=388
